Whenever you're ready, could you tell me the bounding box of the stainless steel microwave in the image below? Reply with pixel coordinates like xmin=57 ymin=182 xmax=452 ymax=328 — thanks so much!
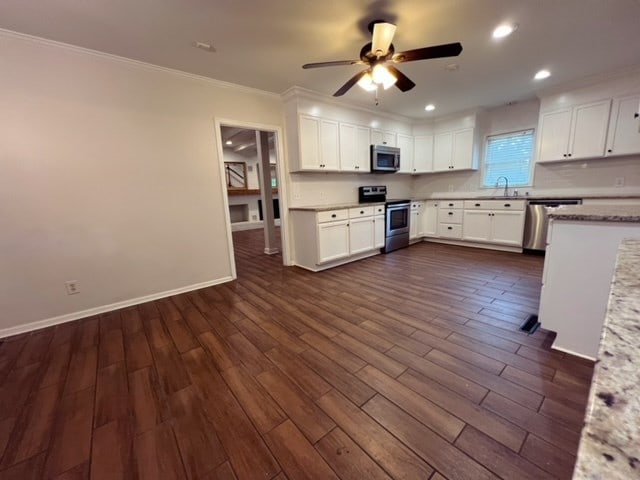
xmin=370 ymin=144 xmax=400 ymax=172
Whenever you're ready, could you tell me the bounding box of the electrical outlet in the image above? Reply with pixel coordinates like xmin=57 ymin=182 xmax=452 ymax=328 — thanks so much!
xmin=64 ymin=280 xmax=79 ymax=295
xmin=614 ymin=177 xmax=625 ymax=187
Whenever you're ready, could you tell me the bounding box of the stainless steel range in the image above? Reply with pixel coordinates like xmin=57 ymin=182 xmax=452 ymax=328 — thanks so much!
xmin=357 ymin=186 xmax=410 ymax=253
xmin=384 ymin=199 xmax=411 ymax=253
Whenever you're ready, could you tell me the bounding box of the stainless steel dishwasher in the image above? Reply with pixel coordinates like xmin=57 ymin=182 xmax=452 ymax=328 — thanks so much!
xmin=523 ymin=199 xmax=582 ymax=252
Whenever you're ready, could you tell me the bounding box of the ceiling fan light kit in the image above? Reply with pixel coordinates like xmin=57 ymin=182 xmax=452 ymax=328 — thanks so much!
xmin=302 ymin=20 xmax=463 ymax=100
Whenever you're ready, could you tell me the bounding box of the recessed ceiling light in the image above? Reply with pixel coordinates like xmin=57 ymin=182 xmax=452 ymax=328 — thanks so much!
xmin=225 ymin=140 xmax=233 ymax=145
xmin=425 ymin=104 xmax=436 ymax=112
xmin=534 ymin=69 xmax=551 ymax=80
xmin=492 ymin=23 xmax=518 ymax=39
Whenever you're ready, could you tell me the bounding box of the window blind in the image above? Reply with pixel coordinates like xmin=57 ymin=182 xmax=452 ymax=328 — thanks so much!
xmin=482 ymin=129 xmax=534 ymax=187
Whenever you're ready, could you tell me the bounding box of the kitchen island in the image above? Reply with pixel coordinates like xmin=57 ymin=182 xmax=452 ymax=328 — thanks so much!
xmin=538 ymin=205 xmax=640 ymax=358
xmin=573 ymin=238 xmax=640 ymax=479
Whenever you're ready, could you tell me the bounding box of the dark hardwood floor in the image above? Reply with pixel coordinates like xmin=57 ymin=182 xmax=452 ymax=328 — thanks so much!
xmin=0 ymin=228 xmax=594 ymax=479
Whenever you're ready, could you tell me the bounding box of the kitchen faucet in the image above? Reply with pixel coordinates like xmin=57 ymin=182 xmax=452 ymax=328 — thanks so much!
xmin=495 ymin=176 xmax=509 ymax=197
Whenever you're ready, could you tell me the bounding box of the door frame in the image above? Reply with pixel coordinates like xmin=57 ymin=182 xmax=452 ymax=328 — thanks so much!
xmin=213 ymin=118 xmax=291 ymax=278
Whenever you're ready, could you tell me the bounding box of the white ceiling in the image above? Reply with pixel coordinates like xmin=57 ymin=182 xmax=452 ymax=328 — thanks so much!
xmin=1 ymin=0 xmax=640 ymax=119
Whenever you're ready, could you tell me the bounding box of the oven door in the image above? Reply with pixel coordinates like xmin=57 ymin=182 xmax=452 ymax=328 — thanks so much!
xmin=386 ymin=204 xmax=410 ymax=237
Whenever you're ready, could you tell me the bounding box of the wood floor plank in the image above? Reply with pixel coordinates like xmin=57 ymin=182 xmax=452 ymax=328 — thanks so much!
xmin=481 ymin=391 xmax=581 ymax=455
xmin=120 ymin=307 xmax=144 ymax=337
xmin=98 ymin=329 xmax=125 ymax=369
xmin=360 ymin=320 xmax=432 ymax=356
xmin=255 ymin=369 xmax=335 ymax=444
xmin=134 ymin=422 xmax=186 ymax=480
xmin=225 ymin=332 xmax=270 ymax=375
xmin=129 ymin=367 xmax=165 ymax=435
xmin=364 ymin=394 xmax=500 ymax=480
xmin=387 ymin=346 xmax=488 ymax=404
xmin=299 ymin=331 xmax=366 ymax=373
xmin=173 ymin=411 xmax=227 ymax=480
xmin=233 ymin=316 xmax=281 ymax=353
xmin=143 ymin=317 xmax=172 ymax=349
xmin=265 ymin=346 xmax=332 ymax=400
xmin=183 ymin=308 xmax=214 ymax=335
xmin=220 ymin=366 xmax=287 ymax=435
xmin=75 ymin=317 xmax=99 ymax=352
xmin=124 ymin=331 xmax=153 ymax=373
xmin=317 ymin=389 xmax=434 ymax=479
xmin=398 ymin=369 xmax=526 ymax=452
xmin=44 ymin=387 xmax=94 ymax=477
xmin=90 ymin=418 xmax=134 ymax=480
xmin=198 ymin=331 xmax=241 ymax=372
xmin=151 ymin=344 xmax=192 ymax=396
xmin=15 ymin=330 xmax=53 ymax=368
xmin=181 ymin=348 xmax=279 ymax=480
xmin=520 ymin=433 xmax=577 ymax=479
xmin=315 ymin=427 xmax=392 ymax=480
xmin=38 ymin=341 xmax=73 ymax=389
xmin=0 ymin=363 xmax=41 ymax=420
xmin=356 ymin=365 xmax=465 ymax=442
xmin=164 ymin=318 xmax=198 ymax=354
xmin=203 ymin=308 xmax=241 ymax=338
xmin=203 ymin=461 xmax=238 ymax=480
xmin=264 ymin=420 xmax=337 ymax=480
xmin=333 ymin=333 xmax=406 ymax=378
xmin=0 ymin=452 xmax=46 ymax=480
xmin=299 ymin=348 xmax=375 ymax=406
xmin=63 ymin=346 xmax=97 ymax=395
xmin=94 ymin=362 xmax=129 ymax=428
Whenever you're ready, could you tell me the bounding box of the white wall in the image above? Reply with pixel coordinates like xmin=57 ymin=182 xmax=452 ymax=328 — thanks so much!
xmin=0 ymin=31 xmax=284 ymax=334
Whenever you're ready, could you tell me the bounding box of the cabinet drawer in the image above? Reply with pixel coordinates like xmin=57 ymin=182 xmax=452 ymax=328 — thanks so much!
xmin=440 ymin=200 xmax=464 ymax=209
xmin=317 ymin=209 xmax=348 ymax=223
xmin=463 ymin=200 xmax=526 ymax=211
xmin=349 ymin=206 xmax=375 ymax=218
xmin=438 ymin=223 xmax=463 ymax=239
xmin=440 ymin=209 xmax=463 ymax=223
xmin=373 ymin=205 xmax=385 ymax=215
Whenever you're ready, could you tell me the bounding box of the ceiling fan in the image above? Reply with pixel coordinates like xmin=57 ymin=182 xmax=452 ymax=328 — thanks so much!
xmin=302 ymin=20 xmax=463 ymax=97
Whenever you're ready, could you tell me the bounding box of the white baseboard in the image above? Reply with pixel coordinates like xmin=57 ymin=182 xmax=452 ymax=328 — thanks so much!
xmin=231 ymin=219 xmax=281 ymax=232
xmin=550 ymin=344 xmax=597 ymax=362
xmin=0 ymin=276 xmax=235 ymax=338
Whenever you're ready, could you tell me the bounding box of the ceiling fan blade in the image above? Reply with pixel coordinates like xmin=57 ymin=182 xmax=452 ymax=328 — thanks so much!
xmin=386 ymin=65 xmax=416 ymax=92
xmin=333 ymin=70 xmax=368 ymax=97
xmin=392 ymin=42 xmax=463 ymax=63
xmin=302 ymin=60 xmax=362 ymax=69
xmin=371 ymin=22 xmax=396 ymax=57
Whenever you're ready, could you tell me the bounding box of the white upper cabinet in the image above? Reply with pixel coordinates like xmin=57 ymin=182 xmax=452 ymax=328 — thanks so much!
xmin=298 ymin=115 xmax=340 ymax=171
xmin=413 ymin=135 xmax=434 ymax=174
xmin=433 ymin=128 xmax=475 ymax=172
xmin=605 ymin=93 xmax=640 ymax=157
xmin=371 ymin=129 xmax=397 ymax=146
xmin=397 ymin=134 xmax=414 ymax=173
xmin=339 ymin=123 xmax=370 ymax=172
xmin=537 ymin=99 xmax=611 ymax=162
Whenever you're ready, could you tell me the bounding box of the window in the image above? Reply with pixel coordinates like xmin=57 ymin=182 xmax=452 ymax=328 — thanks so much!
xmin=482 ymin=129 xmax=534 ymax=187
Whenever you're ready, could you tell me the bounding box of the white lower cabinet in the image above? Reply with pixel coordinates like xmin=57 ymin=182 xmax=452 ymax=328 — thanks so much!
xmin=349 ymin=216 xmax=375 ymax=254
xmin=410 ymin=202 xmax=424 ymax=239
xmin=421 ymin=201 xmax=439 ymax=236
xmin=462 ymin=200 xmax=525 ymax=246
xmin=317 ymin=220 xmax=350 ymax=263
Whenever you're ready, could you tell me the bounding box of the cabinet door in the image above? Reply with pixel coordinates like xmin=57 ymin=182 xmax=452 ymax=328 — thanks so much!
xmin=433 ymin=132 xmax=453 ymax=171
xmin=349 ymin=217 xmax=375 ymax=255
xmin=320 ymin=120 xmax=340 ymax=170
xmin=299 ymin=115 xmax=321 ymax=170
xmin=317 ymin=220 xmax=350 ymax=263
xmin=397 ymin=134 xmax=414 ymax=173
xmin=537 ymin=109 xmax=572 ymax=162
xmin=606 ymin=94 xmax=640 ymax=157
xmin=462 ymin=210 xmax=492 ymax=242
xmin=383 ymin=131 xmax=397 ymax=147
xmin=410 ymin=211 xmax=419 ymax=239
xmin=569 ymin=99 xmax=611 ymax=160
xmin=356 ymin=126 xmax=371 ymax=172
xmin=421 ymin=201 xmax=439 ymax=236
xmin=491 ymin=210 xmax=525 ymax=246
xmin=413 ymin=135 xmax=434 ymax=173
xmin=339 ymin=123 xmax=358 ymax=172
xmin=451 ymin=128 xmax=475 ymax=170
xmin=370 ymin=129 xmax=384 ymax=146
xmin=374 ymin=214 xmax=386 ymax=248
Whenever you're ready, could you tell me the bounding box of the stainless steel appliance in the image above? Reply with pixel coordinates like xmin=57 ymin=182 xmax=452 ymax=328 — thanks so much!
xmin=370 ymin=145 xmax=400 ymax=173
xmin=385 ymin=199 xmax=411 ymax=253
xmin=523 ymin=199 xmax=582 ymax=252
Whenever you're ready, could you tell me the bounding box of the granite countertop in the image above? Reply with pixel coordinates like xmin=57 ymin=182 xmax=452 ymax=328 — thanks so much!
xmin=573 ymin=239 xmax=640 ymax=479
xmin=548 ymin=205 xmax=640 ymax=223
xmin=289 ymin=202 xmax=385 ymax=212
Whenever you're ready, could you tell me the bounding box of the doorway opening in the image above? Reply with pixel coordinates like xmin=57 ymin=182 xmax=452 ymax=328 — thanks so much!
xmin=217 ymin=122 xmax=286 ymax=276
